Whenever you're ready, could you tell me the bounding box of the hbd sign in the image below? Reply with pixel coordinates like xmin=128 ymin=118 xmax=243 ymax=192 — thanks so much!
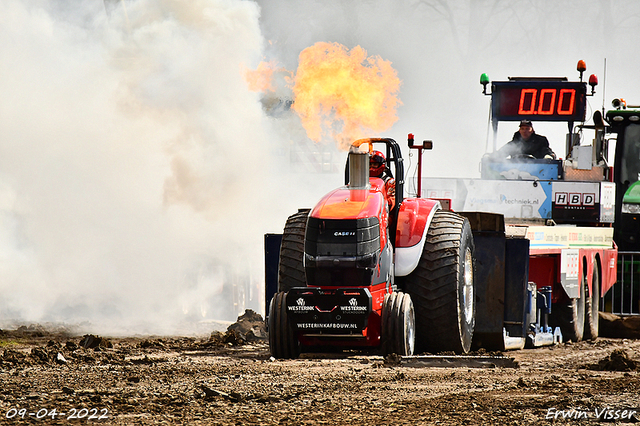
xmin=555 ymin=192 xmax=595 ymax=207
xmin=552 ymin=182 xmax=606 ymax=224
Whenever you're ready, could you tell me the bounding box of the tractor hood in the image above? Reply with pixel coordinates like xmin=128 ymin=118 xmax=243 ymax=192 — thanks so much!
xmin=310 ymin=178 xmax=386 ymax=220
xmin=623 ymin=180 xmax=640 ymax=204
xmin=304 ymin=178 xmax=388 ymax=288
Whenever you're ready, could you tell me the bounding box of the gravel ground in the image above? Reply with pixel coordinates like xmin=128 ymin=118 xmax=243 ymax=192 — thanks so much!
xmin=1 ymin=315 xmax=639 ymax=425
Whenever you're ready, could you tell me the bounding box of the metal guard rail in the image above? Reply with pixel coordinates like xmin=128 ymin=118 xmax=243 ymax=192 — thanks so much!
xmin=601 ymin=251 xmax=640 ymax=316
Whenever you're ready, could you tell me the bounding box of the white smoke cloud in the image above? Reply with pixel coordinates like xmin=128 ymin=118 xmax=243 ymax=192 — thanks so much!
xmin=0 ymin=0 xmax=309 ymax=335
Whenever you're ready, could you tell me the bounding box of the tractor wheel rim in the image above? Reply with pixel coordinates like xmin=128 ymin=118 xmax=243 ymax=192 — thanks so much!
xmin=407 ymin=306 xmax=415 ymax=355
xmin=463 ymin=247 xmax=474 ymax=324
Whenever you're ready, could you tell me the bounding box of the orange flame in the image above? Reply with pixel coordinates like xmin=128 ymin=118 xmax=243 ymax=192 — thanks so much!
xmin=291 ymin=42 xmax=401 ymax=149
xmin=244 ymin=60 xmax=280 ymax=93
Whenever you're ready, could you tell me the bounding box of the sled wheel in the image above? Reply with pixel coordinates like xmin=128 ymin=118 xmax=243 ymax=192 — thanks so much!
xmin=381 ymin=292 xmax=415 ymax=356
xmin=552 ymin=274 xmax=586 ymax=342
xmin=268 ymin=292 xmax=300 ymax=359
xmin=584 ymin=265 xmax=600 ymax=340
xmin=278 ymin=209 xmax=310 ymax=292
xmin=404 ymin=211 xmax=476 ymax=354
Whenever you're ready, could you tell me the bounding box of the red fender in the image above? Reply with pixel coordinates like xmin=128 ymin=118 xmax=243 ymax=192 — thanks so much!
xmin=580 ymin=248 xmax=616 ymax=300
xmin=601 ymin=245 xmax=618 ymax=297
xmin=395 ymin=198 xmax=441 ymax=276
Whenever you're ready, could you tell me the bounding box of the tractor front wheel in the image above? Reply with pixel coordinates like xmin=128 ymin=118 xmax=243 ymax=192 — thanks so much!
xmin=381 ymin=292 xmax=415 ymax=356
xmin=268 ymin=292 xmax=300 ymax=359
xmin=404 ymin=211 xmax=476 ymax=354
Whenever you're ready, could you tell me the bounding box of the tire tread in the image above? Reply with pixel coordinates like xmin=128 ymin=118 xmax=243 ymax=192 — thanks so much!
xmin=404 ymin=211 xmax=475 ymax=354
xmin=278 ymin=210 xmax=310 ymax=292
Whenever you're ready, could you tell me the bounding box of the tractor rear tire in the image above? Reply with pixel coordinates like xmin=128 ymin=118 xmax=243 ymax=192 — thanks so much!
xmin=268 ymin=292 xmax=300 ymax=359
xmin=381 ymin=292 xmax=415 ymax=356
xmin=404 ymin=211 xmax=476 ymax=354
xmin=584 ymin=265 xmax=600 ymax=340
xmin=552 ymin=276 xmax=586 ymax=342
xmin=278 ymin=209 xmax=310 ymax=292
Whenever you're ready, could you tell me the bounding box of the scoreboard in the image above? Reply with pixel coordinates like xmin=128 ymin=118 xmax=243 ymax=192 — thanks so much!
xmin=491 ymin=80 xmax=587 ymax=122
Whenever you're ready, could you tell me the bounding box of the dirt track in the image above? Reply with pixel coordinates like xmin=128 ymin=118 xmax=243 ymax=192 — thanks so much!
xmin=1 ymin=317 xmax=640 ymax=425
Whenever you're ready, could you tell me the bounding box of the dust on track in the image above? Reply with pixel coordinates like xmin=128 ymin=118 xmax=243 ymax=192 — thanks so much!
xmin=1 ymin=316 xmax=639 ymax=425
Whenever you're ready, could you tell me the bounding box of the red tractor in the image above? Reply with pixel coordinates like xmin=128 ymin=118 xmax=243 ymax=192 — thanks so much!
xmin=267 ymin=137 xmax=476 ymax=358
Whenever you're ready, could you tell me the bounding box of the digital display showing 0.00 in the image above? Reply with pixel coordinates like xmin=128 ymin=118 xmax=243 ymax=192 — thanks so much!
xmin=492 ymin=81 xmax=587 ymax=122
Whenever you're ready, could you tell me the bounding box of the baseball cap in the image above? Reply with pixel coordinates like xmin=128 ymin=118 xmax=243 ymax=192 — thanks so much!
xmin=519 ymin=120 xmax=533 ymax=127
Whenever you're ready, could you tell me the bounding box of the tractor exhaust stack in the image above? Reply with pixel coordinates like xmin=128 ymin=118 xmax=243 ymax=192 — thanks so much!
xmin=348 ymin=144 xmax=370 ymax=190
